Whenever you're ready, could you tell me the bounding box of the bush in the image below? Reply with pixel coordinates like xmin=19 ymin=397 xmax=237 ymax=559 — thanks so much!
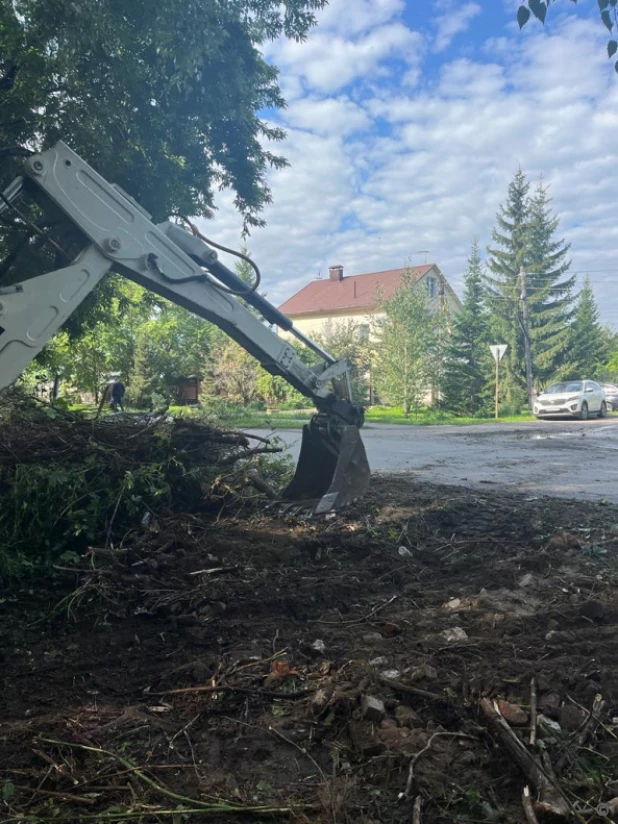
xmin=0 ymin=394 xmax=287 ymax=582
xmin=199 ymin=397 xmax=244 ymax=423
xmin=277 ymin=396 xmax=310 ymax=411
xmin=499 ymin=402 xmax=524 ymax=417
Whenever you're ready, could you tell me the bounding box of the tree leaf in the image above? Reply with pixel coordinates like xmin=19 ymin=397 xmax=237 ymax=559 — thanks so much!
xmin=517 ymin=5 xmax=531 ymax=27
xmin=601 ymin=9 xmax=614 ymax=30
xmin=598 ymin=0 xmax=610 ymax=9
xmin=529 ymin=0 xmax=547 ymax=23
xmin=608 ymin=39 xmax=618 ymax=57
xmin=615 ymin=58 xmax=618 ymax=72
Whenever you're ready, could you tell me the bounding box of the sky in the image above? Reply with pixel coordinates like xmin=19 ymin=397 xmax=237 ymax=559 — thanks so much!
xmin=199 ymin=0 xmax=618 ymax=326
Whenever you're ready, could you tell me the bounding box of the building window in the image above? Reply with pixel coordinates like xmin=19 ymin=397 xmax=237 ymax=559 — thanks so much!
xmin=427 ymin=277 xmax=437 ymax=298
xmin=356 ymin=323 xmax=369 ymax=341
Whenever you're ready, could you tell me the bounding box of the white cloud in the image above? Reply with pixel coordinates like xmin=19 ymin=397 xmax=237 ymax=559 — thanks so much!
xmin=270 ymin=22 xmax=423 ymax=95
xmin=284 ymin=97 xmax=371 ymax=137
xmin=318 ymin=0 xmax=407 ymax=37
xmin=204 ymin=10 xmax=618 ymax=327
xmin=434 ymin=2 xmax=482 ymax=52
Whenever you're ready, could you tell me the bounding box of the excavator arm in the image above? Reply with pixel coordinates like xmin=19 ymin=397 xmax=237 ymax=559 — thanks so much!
xmin=0 ymin=142 xmax=370 ymax=514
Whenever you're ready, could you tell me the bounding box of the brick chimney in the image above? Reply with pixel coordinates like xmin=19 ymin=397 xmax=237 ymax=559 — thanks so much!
xmin=329 ymin=264 xmax=344 ymax=282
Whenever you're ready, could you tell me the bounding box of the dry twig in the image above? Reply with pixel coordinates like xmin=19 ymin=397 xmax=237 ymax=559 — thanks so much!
xmin=555 ymin=694 xmax=605 ymax=775
xmin=522 ymin=786 xmax=540 ymax=824
xmin=36 ymin=738 xmax=316 ymax=818
xmin=314 ymin=595 xmax=398 ymax=625
xmin=155 ymin=683 xmax=314 ymax=699
xmin=400 ymin=732 xmax=474 ymax=800
xmin=529 ymin=678 xmax=537 ymax=747
xmin=379 ymin=676 xmax=442 ymax=703
xmin=480 ymin=698 xmax=570 ymax=819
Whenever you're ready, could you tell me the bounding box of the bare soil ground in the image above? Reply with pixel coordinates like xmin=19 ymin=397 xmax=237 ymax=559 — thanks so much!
xmin=2 ymin=476 xmax=618 ymax=823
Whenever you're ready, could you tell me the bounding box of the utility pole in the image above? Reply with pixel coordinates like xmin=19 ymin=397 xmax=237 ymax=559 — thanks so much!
xmin=519 ymin=266 xmax=534 ymax=412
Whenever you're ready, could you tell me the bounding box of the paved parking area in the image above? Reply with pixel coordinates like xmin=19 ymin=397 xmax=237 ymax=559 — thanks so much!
xmin=248 ymin=417 xmax=618 ymax=503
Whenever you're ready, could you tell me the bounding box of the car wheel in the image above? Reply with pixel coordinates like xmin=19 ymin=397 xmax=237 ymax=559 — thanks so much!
xmin=599 ymin=401 xmax=607 ymax=419
xmin=579 ymin=401 xmax=589 ymax=420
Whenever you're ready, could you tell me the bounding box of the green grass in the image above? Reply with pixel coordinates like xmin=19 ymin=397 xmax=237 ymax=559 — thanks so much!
xmin=210 ymin=406 xmax=537 ymax=429
xmin=167 ymin=406 xmax=311 ymax=427
xmin=363 ymin=406 xmax=536 ymax=425
xmin=65 ymin=402 xmax=536 ymax=429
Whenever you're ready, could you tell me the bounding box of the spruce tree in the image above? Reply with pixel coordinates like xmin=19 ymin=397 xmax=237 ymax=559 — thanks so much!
xmin=525 ymin=181 xmax=575 ymax=383
xmin=484 ymin=169 xmax=529 ymax=407
xmin=570 ymin=277 xmax=608 ymax=378
xmin=485 ymin=170 xmax=573 ymax=407
xmin=442 ymin=240 xmax=492 ymax=415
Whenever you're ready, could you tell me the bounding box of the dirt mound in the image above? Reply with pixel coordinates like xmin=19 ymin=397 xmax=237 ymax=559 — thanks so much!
xmin=2 ymin=477 xmax=618 ymax=822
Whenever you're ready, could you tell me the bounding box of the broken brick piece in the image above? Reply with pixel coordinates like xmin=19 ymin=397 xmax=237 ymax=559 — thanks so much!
xmin=361 ymin=695 xmax=386 ymax=723
xmin=497 ymin=699 xmax=529 ymax=726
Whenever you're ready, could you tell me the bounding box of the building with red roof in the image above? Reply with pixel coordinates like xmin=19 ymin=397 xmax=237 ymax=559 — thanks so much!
xmin=277 ymin=263 xmax=461 ymax=339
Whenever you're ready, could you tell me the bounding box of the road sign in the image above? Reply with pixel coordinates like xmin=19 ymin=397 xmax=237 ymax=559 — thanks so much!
xmin=490 ymin=344 xmax=508 ymax=420
xmin=489 ymin=344 xmax=508 ymax=362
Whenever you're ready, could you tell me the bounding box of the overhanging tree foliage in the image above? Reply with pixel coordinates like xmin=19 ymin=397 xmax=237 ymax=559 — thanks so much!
xmin=0 ymin=0 xmax=325 ymax=333
xmin=516 ymin=0 xmax=618 ymax=73
xmin=0 ymin=0 xmax=325 ymax=224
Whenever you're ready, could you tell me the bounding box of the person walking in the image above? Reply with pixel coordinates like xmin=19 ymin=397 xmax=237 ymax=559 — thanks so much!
xmin=110 ymin=378 xmax=126 ymax=412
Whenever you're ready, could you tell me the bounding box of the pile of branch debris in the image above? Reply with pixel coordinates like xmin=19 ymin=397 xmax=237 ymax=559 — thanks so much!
xmin=0 ymin=393 xmax=285 ymax=579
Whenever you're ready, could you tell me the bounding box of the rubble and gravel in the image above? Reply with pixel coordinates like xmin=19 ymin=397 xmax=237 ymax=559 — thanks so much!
xmin=2 ymin=465 xmax=618 ymax=822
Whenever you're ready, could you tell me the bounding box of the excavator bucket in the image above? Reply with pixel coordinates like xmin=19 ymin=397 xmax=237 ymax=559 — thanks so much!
xmin=280 ymin=421 xmax=370 ymax=515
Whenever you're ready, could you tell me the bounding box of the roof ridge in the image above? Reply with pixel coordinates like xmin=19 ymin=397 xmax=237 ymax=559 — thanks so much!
xmin=277 ymin=264 xmax=441 ymax=317
xmin=346 ymin=264 xmax=434 ymax=279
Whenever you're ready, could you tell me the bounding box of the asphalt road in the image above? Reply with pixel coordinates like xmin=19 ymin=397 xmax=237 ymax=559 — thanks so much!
xmin=247 ymin=417 xmax=618 ymax=503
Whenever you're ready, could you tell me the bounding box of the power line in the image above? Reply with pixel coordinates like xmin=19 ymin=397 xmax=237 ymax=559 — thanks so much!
xmin=485 ymin=276 xmax=618 ymax=285
xmin=525 ymin=271 xmax=616 ymax=277
xmin=520 ymin=268 xmax=618 ymax=276
xmin=484 ymin=276 xmax=618 ymax=289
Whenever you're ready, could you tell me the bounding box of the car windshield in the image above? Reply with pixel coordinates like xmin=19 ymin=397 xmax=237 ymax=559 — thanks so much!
xmin=603 ymin=385 xmax=618 ymax=392
xmin=546 ymin=381 xmax=583 ymax=394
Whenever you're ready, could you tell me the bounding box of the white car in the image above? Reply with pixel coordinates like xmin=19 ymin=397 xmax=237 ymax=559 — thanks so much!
xmin=534 ymin=380 xmax=607 ymax=420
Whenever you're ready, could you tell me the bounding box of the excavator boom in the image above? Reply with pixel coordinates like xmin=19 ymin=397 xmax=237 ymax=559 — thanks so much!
xmin=0 ymin=142 xmax=370 ymax=514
